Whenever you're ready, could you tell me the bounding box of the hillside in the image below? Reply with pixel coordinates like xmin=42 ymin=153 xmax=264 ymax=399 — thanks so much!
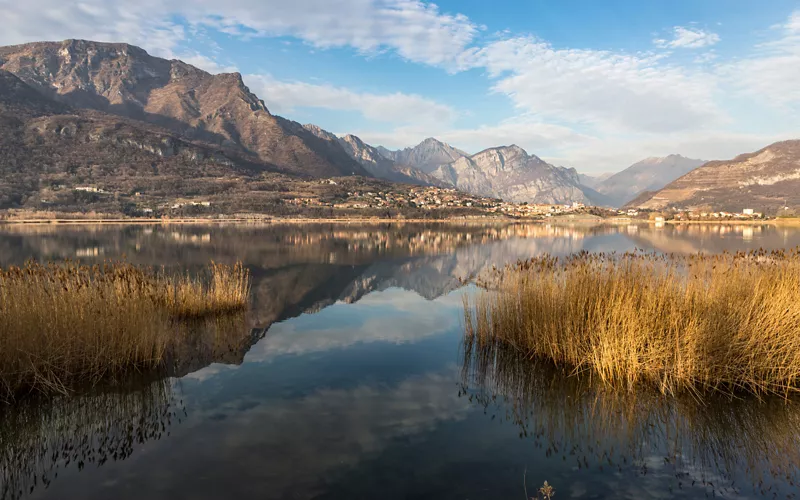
xmin=597 ymin=154 xmax=706 ymax=207
xmin=0 ymin=39 xmax=367 ymax=178
xmin=0 ymin=69 xmax=281 ymax=209
xmin=628 ymin=141 xmax=800 ymax=213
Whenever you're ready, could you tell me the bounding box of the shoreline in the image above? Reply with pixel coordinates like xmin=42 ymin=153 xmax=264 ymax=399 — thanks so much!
xmin=0 ymin=216 xmax=523 ymax=226
xmin=2 ymin=216 xmax=799 ymax=226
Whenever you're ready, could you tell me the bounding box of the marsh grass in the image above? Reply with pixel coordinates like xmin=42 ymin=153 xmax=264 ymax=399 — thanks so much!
xmin=0 ymin=260 xmax=250 ymax=400
xmin=465 ymin=249 xmax=800 ymax=396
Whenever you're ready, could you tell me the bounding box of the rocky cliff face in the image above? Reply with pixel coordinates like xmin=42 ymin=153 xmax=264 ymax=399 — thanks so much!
xmin=377 ymin=138 xmax=468 ymax=173
xmin=302 ymin=125 xmax=442 ymax=186
xmin=597 ymin=154 xmax=705 ymax=207
xmin=0 ymin=39 xmax=367 ymax=178
xmin=430 ymin=145 xmax=606 ymax=205
xmin=629 ymin=141 xmax=800 ymax=213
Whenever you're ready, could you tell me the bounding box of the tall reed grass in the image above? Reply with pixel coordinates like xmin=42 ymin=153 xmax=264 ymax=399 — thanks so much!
xmin=464 ymin=249 xmax=800 ymax=396
xmin=0 ymin=260 xmax=250 ymax=400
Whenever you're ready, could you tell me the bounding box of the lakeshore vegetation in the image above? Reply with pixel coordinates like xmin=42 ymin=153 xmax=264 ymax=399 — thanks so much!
xmin=0 ymin=260 xmax=250 ymax=400
xmin=464 ymin=249 xmax=800 ymax=396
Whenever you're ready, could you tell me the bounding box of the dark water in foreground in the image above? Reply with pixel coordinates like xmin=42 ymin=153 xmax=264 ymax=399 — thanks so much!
xmin=2 ymin=222 xmax=800 ymax=499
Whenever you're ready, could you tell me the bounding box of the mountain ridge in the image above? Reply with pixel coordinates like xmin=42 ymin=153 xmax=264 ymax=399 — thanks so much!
xmin=0 ymin=39 xmax=368 ymax=178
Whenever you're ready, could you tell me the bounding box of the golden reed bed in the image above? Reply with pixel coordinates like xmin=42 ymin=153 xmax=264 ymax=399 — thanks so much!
xmin=464 ymin=249 xmax=800 ymax=397
xmin=0 ymin=260 xmax=250 ymax=400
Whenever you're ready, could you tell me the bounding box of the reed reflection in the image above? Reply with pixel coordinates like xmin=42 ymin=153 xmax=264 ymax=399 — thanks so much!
xmin=460 ymin=340 xmax=800 ymax=498
xmin=0 ymin=378 xmax=180 ymax=500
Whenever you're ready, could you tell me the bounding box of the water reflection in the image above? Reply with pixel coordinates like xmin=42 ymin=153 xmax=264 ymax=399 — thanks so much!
xmin=0 ymin=379 xmax=182 ymax=500
xmin=461 ymin=340 xmax=800 ymax=498
xmin=4 ymin=222 xmax=800 ymax=498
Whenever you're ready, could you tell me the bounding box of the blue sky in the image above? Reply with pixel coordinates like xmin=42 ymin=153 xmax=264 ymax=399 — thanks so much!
xmin=2 ymin=0 xmax=799 ymax=172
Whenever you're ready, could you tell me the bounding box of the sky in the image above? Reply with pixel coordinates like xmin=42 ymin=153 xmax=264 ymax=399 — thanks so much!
xmin=1 ymin=0 xmax=799 ymax=173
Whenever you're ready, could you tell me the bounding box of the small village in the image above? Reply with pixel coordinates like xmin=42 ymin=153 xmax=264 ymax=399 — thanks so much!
xmin=293 ymin=185 xmax=589 ymax=218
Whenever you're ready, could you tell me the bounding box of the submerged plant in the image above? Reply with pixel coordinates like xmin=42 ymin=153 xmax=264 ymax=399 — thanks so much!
xmin=465 ymin=248 xmax=800 ymax=397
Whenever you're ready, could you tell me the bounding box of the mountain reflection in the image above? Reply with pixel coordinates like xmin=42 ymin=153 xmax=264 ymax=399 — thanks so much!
xmin=461 ymin=340 xmax=800 ymax=498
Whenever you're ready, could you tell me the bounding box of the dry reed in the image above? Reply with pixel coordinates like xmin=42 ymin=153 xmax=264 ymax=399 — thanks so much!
xmin=0 ymin=260 xmax=250 ymax=400
xmin=464 ymin=249 xmax=800 ymax=396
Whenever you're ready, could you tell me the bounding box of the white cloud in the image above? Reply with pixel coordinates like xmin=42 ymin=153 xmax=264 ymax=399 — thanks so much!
xmin=654 ymin=27 xmax=721 ymax=49
xmin=719 ymin=10 xmax=800 ymax=108
xmin=0 ymin=0 xmax=186 ymax=57
xmin=0 ymin=0 xmax=481 ymax=69
xmin=246 ymin=75 xmax=457 ymax=125
xmin=470 ymin=36 xmax=723 ymax=134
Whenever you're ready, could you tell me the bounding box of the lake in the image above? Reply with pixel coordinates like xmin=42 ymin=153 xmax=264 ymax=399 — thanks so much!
xmin=2 ymin=221 xmax=800 ymax=500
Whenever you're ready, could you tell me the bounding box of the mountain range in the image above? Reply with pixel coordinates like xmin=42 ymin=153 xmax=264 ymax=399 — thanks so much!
xmin=0 ymin=39 xmax=798 ymax=213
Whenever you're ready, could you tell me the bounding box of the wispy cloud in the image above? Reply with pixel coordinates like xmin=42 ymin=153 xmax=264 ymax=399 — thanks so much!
xmin=470 ymin=36 xmax=723 ymax=134
xmin=654 ymin=26 xmax=721 ymax=49
xmin=246 ymin=75 xmax=458 ymax=126
xmin=718 ymin=10 xmax=800 ymax=108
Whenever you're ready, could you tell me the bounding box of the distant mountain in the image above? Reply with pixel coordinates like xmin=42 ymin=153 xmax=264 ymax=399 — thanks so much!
xmin=578 ymin=172 xmax=614 ymax=189
xmin=429 ymin=145 xmax=608 ymax=205
xmin=0 ymin=39 xmax=367 ymax=178
xmin=628 ymin=141 xmax=800 ymax=213
xmin=377 ymin=138 xmax=468 ymax=173
xmin=596 ymin=154 xmax=706 ymax=207
xmin=302 ymin=125 xmax=442 ymax=186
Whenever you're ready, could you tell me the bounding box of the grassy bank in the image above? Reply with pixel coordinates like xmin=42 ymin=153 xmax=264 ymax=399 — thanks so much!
xmin=464 ymin=250 xmax=800 ymax=396
xmin=0 ymin=260 xmax=250 ymax=400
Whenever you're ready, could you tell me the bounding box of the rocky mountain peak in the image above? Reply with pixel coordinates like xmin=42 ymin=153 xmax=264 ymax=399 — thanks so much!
xmin=378 ymin=137 xmax=469 ymax=174
xmin=341 ymin=134 xmax=366 ymax=148
xmin=303 ymin=123 xmax=339 ymax=142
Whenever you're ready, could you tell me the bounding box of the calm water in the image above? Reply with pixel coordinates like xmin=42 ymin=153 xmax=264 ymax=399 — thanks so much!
xmin=2 ymin=222 xmax=800 ymax=500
